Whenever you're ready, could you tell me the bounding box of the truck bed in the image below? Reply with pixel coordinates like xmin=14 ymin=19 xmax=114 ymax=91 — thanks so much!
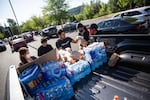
xmin=72 ymin=64 xmax=150 ymax=100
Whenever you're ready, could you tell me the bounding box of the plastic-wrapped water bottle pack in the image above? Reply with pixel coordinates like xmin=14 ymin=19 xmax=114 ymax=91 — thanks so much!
xmin=40 ymin=61 xmax=66 ymax=81
xmin=35 ymin=76 xmax=74 ymax=100
xmin=84 ymin=42 xmax=107 ymax=71
xmin=65 ymin=60 xmax=91 ymax=84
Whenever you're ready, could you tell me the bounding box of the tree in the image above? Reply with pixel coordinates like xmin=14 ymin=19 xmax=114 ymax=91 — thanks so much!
xmin=98 ymin=3 xmax=110 ymax=16
xmin=0 ymin=32 xmax=4 ymax=39
xmin=42 ymin=0 xmax=68 ymax=25
xmin=117 ymin=0 xmax=130 ymax=10
xmin=7 ymin=18 xmax=20 ymax=35
xmin=108 ymin=0 xmax=120 ymax=13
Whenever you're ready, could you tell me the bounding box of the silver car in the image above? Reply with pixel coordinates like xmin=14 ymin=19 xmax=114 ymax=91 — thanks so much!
xmin=113 ymin=6 xmax=150 ymax=29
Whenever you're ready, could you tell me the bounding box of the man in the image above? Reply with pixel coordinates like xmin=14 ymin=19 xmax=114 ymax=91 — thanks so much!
xmin=77 ymin=23 xmax=89 ymax=42
xmin=56 ymin=29 xmax=79 ymax=61
xmin=38 ymin=38 xmax=53 ymax=56
xmin=56 ymin=29 xmax=78 ymax=50
xmin=89 ymin=23 xmax=101 ymax=42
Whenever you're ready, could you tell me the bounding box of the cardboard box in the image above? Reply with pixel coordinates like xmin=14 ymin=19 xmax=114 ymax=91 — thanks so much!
xmin=17 ymin=49 xmax=57 ymax=73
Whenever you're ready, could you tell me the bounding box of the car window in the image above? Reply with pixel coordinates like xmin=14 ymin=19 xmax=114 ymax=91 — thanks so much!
xmin=124 ymin=11 xmax=142 ymax=16
xmin=113 ymin=20 xmax=120 ymax=27
xmin=103 ymin=20 xmax=113 ymax=28
xmin=144 ymin=8 xmax=150 ymax=13
xmin=97 ymin=22 xmax=104 ymax=28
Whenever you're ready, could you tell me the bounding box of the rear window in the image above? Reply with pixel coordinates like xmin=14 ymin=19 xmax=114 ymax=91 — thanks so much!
xmin=13 ymin=38 xmax=24 ymax=44
xmin=144 ymin=8 xmax=150 ymax=13
xmin=124 ymin=11 xmax=142 ymax=16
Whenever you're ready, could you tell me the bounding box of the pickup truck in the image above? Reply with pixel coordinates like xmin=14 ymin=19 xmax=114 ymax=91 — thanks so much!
xmin=6 ymin=34 xmax=150 ymax=100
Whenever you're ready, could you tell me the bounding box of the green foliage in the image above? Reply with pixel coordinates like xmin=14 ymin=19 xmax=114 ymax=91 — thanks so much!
xmin=74 ymin=14 xmax=84 ymax=21
xmin=0 ymin=32 xmax=4 ymax=39
xmin=7 ymin=18 xmax=20 ymax=35
xmin=18 ymin=0 xmax=150 ymax=31
xmin=98 ymin=3 xmax=110 ymax=16
xmin=42 ymin=0 xmax=68 ymax=25
xmin=117 ymin=0 xmax=130 ymax=10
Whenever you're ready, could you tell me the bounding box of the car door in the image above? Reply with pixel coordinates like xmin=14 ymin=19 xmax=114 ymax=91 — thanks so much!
xmin=101 ymin=20 xmax=116 ymax=34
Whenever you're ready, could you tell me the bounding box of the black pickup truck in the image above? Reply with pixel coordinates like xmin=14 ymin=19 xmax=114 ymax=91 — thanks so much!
xmin=6 ymin=34 xmax=150 ymax=100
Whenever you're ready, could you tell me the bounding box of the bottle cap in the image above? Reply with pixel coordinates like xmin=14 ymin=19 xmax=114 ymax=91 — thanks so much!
xmin=113 ymin=95 xmax=119 ymax=100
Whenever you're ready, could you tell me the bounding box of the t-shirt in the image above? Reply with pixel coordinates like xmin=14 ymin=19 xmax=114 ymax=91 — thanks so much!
xmin=38 ymin=44 xmax=53 ymax=56
xmin=56 ymin=37 xmax=73 ymax=49
xmin=79 ymin=29 xmax=89 ymax=42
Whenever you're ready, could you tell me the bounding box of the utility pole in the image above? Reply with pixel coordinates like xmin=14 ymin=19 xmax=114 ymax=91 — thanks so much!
xmin=8 ymin=0 xmax=22 ymax=34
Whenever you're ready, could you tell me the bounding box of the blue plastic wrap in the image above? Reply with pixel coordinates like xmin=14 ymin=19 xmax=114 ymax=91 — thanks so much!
xmin=41 ymin=61 xmax=66 ymax=80
xmin=84 ymin=42 xmax=107 ymax=71
xmin=65 ymin=60 xmax=91 ymax=85
xmin=35 ymin=76 xmax=74 ymax=100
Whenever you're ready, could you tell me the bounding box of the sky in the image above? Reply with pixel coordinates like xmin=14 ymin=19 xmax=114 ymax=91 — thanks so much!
xmin=0 ymin=0 xmax=108 ymax=26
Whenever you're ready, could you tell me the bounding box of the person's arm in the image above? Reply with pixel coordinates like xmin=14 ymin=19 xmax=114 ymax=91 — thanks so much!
xmin=70 ymin=37 xmax=79 ymax=43
xmin=56 ymin=41 xmax=62 ymax=50
xmin=84 ymin=31 xmax=90 ymax=41
xmin=48 ymin=44 xmax=53 ymax=50
xmin=38 ymin=48 xmax=42 ymax=56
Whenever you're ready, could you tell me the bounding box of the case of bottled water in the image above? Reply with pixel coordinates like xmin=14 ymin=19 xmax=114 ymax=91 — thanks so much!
xmin=84 ymin=42 xmax=107 ymax=71
xmin=65 ymin=60 xmax=91 ymax=85
xmin=40 ymin=61 xmax=66 ymax=81
xmin=35 ymin=76 xmax=74 ymax=100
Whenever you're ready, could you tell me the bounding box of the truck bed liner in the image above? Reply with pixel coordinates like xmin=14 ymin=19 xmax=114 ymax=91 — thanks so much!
xmin=72 ymin=65 xmax=150 ymax=100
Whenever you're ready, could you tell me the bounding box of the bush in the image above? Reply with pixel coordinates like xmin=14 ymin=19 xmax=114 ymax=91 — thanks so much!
xmin=0 ymin=33 xmax=4 ymax=39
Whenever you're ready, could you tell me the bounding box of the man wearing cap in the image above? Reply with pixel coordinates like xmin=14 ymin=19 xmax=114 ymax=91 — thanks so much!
xmin=38 ymin=38 xmax=53 ymax=56
xmin=77 ymin=23 xmax=89 ymax=42
xmin=89 ymin=23 xmax=101 ymax=42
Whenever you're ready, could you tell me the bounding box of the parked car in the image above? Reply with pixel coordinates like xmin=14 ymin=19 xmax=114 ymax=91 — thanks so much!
xmin=21 ymin=32 xmax=34 ymax=43
xmin=63 ymin=21 xmax=78 ymax=32
xmin=113 ymin=6 xmax=150 ymax=29
xmin=0 ymin=40 xmax=6 ymax=52
xmin=97 ymin=18 xmax=148 ymax=34
xmin=11 ymin=38 xmax=27 ymax=52
xmin=41 ymin=26 xmax=58 ymax=38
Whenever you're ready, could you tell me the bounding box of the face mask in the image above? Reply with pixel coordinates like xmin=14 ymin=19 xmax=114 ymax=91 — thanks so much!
xmin=79 ymin=29 xmax=83 ymax=33
xmin=89 ymin=29 xmax=96 ymax=35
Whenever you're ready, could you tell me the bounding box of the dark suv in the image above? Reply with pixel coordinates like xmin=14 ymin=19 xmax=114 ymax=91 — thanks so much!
xmin=41 ymin=26 xmax=58 ymax=38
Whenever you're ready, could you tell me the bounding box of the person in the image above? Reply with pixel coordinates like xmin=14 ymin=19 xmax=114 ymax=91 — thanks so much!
xmin=38 ymin=38 xmax=53 ymax=56
xmin=77 ymin=23 xmax=89 ymax=42
xmin=18 ymin=47 xmax=36 ymax=66
xmin=56 ymin=29 xmax=78 ymax=50
xmin=89 ymin=23 xmax=101 ymax=42
xmin=56 ymin=29 xmax=80 ymax=62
